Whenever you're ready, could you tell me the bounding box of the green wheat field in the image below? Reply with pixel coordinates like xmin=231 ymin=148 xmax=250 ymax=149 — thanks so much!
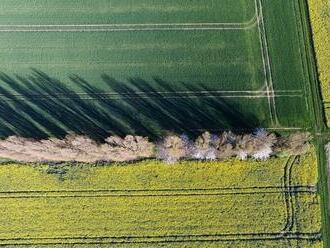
xmin=0 ymin=0 xmax=315 ymax=138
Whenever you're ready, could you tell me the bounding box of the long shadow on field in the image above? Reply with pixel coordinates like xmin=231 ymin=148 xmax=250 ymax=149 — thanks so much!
xmin=0 ymin=70 xmax=260 ymax=140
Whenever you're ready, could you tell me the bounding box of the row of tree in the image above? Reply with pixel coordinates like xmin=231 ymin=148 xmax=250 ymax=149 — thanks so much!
xmin=157 ymin=129 xmax=311 ymax=163
xmin=0 ymin=129 xmax=311 ymax=163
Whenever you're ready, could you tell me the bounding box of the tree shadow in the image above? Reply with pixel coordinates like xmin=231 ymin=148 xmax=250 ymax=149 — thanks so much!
xmin=0 ymin=70 xmax=261 ymax=140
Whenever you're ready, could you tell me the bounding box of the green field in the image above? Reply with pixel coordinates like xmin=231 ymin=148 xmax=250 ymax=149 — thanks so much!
xmin=0 ymin=0 xmax=315 ymax=139
xmin=0 ymin=151 xmax=323 ymax=247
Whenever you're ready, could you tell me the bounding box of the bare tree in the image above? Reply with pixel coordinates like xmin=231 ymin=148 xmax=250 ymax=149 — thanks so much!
xmin=156 ymin=135 xmax=190 ymax=163
xmin=215 ymin=131 xmax=236 ymax=159
xmin=192 ymin=132 xmax=218 ymax=160
xmin=232 ymin=129 xmax=276 ymax=160
xmin=251 ymin=129 xmax=276 ymax=160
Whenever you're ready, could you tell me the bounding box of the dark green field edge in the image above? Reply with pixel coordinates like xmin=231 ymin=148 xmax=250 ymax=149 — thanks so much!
xmin=294 ymin=0 xmax=330 ymax=247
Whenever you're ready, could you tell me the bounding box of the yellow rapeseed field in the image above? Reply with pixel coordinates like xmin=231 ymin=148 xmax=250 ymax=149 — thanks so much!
xmin=308 ymin=0 xmax=330 ymax=125
xmin=0 ymin=241 xmax=324 ymax=248
xmin=0 ymin=150 xmax=322 ymax=247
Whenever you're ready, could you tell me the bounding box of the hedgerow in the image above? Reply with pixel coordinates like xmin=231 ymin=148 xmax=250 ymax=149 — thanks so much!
xmin=0 ymin=129 xmax=311 ymax=163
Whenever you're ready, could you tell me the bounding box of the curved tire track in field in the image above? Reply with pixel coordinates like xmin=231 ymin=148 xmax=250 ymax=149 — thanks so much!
xmin=281 ymin=156 xmax=297 ymax=234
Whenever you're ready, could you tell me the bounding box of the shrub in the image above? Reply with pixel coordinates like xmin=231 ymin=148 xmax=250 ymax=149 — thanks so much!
xmin=0 ymin=135 xmax=155 ymax=163
xmin=276 ymin=132 xmax=312 ymax=156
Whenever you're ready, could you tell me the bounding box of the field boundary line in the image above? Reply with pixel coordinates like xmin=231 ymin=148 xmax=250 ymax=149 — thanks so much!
xmin=0 ymin=185 xmax=317 ymax=198
xmin=0 ymin=90 xmax=304 ymax=101
xmin=0 ymin=89 xmax=303 ymax=96
xmin=0 ymin=190 xmax=314 ymax=198
xmin=0 ymin=17 xmax=258 ymax=28
xmin=0 ymin=232 xmax=321 ymax=245
xmin=0 ymin=25 xmax=258 ymax=32
xmin=0 ymin=185 xmax=315 ymax=193
xmin=0 ymin=94 xmax=304 ymax=101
